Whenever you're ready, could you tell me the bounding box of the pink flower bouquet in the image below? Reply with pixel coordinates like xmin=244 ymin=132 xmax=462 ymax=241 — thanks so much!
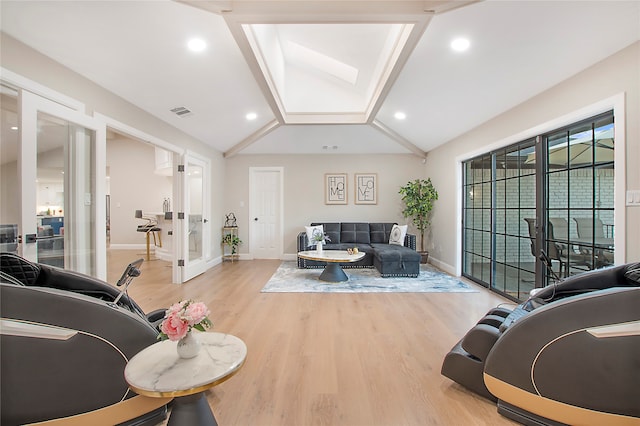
xmin=158 ymin=300 xmax=213 ymax=341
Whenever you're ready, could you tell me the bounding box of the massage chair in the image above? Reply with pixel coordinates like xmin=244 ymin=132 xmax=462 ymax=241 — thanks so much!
xmin=441 ymin=262 xmax=640 ymax=426
xmin=0 ymin=252 xmax=170 ymax=426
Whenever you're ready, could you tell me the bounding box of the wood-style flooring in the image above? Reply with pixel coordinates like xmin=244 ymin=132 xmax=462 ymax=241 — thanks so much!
xmin=107 ymin=250 xmax=518 ymax=426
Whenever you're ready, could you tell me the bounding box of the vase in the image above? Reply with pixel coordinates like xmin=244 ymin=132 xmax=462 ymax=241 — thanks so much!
xmin=177 ymin=331 xmax=200 ymax=359
xmin=316 ymin=242 xmax=323 ymax=254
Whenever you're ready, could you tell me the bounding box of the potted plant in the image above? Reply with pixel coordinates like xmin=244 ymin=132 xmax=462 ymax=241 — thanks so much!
xmin=399 ymin=178 xmax=438 ymax=263
xmin=221 ymin=233 xmax=242 ymax=255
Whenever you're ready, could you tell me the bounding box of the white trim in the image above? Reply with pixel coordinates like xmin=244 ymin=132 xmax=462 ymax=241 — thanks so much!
xmin=93 ymin=113 xmax=183 ymax=154
xmin=455 ymin=93 xmax=627 ymax=276
xmin=0 ymin=67 xmax=85 ymax=112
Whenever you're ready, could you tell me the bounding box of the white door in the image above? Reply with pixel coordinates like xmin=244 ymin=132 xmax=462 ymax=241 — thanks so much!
xmin=12 ymin=89 xmax=105 ymax=277
xmin=250 ymin=167 xmax=282 ymax=259
xmin=178 ymin=152 xmax=210 ymax=282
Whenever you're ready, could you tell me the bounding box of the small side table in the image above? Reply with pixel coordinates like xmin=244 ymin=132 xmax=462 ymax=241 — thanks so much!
xmin=124 ymin=332 xmax=247 ymax=426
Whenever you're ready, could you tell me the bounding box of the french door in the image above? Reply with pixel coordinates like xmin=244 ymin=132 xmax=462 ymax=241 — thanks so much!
xmin=177 ymin=152 xmax=210 ymax=282
xmin=3 ymin=87 xmax=105 ymax=277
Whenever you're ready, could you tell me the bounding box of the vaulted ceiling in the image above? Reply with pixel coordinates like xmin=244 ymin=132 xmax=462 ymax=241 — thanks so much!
xmin=1 ymin=1 xmax=639 ymax=157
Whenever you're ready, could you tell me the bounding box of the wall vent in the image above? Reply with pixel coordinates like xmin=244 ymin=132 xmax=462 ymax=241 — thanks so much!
xmin=170 ymin=106 xmax=193 ymax=117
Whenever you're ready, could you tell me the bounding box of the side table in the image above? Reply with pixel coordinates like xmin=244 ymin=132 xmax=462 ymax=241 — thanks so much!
xmin=124 ymin=332 xmax=247 ymax=426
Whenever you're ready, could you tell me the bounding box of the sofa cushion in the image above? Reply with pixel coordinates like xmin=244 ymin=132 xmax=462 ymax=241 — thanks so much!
xmin=340 ymin=222 xmax=371 ymax=244
xmin=371 ymin=244 xmax=420 ymax=277
xmin=369 ymin=223 xmax=396 ymax=243
xmin=311 ymin=222 xmax=341 ymax=244
xmin=371 ymin=243 xmax=421 ymax=262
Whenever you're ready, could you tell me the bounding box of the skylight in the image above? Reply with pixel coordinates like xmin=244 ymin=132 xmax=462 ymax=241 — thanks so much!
xmin=241 ymin=22 xmax=418 ymax=124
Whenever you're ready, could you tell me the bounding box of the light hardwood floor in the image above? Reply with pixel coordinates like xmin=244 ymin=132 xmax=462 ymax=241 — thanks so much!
xmin=107 ymin=250 xmax=518 ymax=426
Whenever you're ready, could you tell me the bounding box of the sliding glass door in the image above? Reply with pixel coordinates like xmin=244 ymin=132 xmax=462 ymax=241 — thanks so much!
xmin=462 ymin=111 xmax=614 ymax=301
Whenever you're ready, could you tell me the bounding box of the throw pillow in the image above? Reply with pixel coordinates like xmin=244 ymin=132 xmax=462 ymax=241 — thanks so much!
xmin=305 ymin=225 xmax=323 ymax=247
xmin=389 ymin=224 xmax=408 ymax=246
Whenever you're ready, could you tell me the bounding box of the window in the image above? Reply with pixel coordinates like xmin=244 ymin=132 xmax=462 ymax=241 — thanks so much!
xmin=462 ymin=111 xmax=614 ymax=301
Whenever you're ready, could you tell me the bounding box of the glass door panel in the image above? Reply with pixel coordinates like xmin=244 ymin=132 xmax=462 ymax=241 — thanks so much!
xmin=188 ymin=162 xmax=203 ymax=262
xmin=36 ymin=112 xmax=96 ymax=273
xmin=180 ymin=153 xmax=210 ymax=282
xmin=15 ymin=89 xmax=103 ymax=277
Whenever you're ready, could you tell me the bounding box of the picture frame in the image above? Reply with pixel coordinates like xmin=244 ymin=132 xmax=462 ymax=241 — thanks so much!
xmin=325 ymin=173 xmax=347 ymax=204
xmin=355 ymin=173 xmax=377 ymax=204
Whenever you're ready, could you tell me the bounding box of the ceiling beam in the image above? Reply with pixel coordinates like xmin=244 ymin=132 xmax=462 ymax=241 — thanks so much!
xmin=224 ymin=119 xmax=281 ymax=157
xmin=370 ymin=119 xmax=426 ymax=158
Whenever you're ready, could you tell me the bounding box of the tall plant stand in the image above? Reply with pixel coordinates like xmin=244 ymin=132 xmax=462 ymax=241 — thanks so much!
xmin=222 ymin=226 xmax=239 ymax=262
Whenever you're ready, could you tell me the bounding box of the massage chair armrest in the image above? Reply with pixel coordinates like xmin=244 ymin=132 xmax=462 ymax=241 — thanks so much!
xmin=484 ymin=287 xmax=640 ymax=398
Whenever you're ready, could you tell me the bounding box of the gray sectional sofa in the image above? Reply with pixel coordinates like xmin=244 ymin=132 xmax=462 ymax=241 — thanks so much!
xmin=297 ymin=222 xmax=420 ymax=277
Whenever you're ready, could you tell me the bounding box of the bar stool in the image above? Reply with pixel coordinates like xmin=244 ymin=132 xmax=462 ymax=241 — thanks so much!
xmin=135 ymin=210 xmax=161 ymax=261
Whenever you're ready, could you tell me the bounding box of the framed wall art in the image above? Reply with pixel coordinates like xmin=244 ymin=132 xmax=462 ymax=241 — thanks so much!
xmin=355 ymin=173 xmax=377 ymax=204
xmin=325 ymin=173 xmax=347 ymax=204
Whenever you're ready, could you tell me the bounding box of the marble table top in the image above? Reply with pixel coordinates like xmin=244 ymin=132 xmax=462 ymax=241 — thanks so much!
xmin=297 ymin=250 xmax=365 ymax=263
xmin=124 ymin=332 xmax=246 ymax=398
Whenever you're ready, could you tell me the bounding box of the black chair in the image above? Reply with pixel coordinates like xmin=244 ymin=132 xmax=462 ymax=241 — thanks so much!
xmin=524 ymin=218 xmax=590 ymax=278
xmin=135 ymin=210 xmax=161 ymax=261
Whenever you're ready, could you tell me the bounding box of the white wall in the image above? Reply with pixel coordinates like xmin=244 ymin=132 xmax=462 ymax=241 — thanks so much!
xmin=106 ymin=136 xmax=172 ymax=245
xmin=426 ymin=41 xmax=640 ymax=272
xmin=224 ymin=154 xmax=426 ymax=255
xmin=1 ymin=33 xmax=227 ymax=259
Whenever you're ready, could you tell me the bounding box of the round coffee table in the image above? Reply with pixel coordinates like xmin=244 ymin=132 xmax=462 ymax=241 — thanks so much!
xmin=297 ymin=250 xmax=365 ymax=282
xmin=124 ymin=332 xmax=246 ymax=426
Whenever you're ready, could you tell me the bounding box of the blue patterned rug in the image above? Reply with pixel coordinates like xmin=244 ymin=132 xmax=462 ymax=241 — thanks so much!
xmin=261 ymin=262 xmax=477 ymax=293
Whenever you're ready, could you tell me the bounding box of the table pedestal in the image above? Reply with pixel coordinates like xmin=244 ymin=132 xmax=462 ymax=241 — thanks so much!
xmin=168 ymin=393 xmax=217 ymax=426
xmin=319 ymin=263 xmax=348 ymax=282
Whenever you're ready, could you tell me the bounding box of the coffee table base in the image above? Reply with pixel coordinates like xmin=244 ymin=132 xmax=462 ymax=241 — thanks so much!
xmin=319 ymin=263 xmax=348 ymax=282
xmin=168 ymin=393 xmax=217 ymax=426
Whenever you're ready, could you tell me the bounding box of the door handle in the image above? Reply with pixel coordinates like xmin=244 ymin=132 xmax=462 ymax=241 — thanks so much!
xmin=203 ymin=218 xmax=208 ymax=223
xmin=254 ymin=217 xmax=258 ymax=221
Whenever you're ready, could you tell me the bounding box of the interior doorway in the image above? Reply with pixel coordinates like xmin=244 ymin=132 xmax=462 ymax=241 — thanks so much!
xmin=105 ymin=128 xmax=177 ymax=280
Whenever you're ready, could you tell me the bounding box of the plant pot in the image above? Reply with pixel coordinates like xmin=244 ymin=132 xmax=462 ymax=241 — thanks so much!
xmin=419 ymin=251 xmax=429 ymax=264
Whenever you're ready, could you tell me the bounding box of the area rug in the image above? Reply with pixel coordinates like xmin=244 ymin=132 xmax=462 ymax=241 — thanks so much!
xmin=261 ymin=262 xmax=477 ymax=293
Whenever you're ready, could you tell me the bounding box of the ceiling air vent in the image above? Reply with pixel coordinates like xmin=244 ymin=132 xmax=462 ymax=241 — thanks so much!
xmin=170 ymin=106 xmax=193 ymax=118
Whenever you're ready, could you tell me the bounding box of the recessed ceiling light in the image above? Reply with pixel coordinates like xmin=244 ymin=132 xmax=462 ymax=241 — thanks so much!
xmin=246 ymin=112 xmax=257 ymax=120
xmin=394 ymin=112 xmax=406 ymax=120
xmin=187 ymin=38 xmax=207 ymax=52
xmin=451 ymin=37 xmax=470 ymax=52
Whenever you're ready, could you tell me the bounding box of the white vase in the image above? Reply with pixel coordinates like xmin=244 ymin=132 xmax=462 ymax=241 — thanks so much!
xmin=316 ymin=242 xmax=323 ymax=254
xmin=177 ymin=331 xmax=200 ymax=359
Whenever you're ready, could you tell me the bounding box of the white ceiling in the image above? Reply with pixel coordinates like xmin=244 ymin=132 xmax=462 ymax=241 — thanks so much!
xmin=1 ymin=0 xmax=638 ymax=157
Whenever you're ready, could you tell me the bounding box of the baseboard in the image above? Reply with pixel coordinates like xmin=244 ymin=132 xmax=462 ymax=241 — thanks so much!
xmin=108 ymin=244 xmax=145 ymax=250
xmin=428 ymin=256 xmax=456 ymax=276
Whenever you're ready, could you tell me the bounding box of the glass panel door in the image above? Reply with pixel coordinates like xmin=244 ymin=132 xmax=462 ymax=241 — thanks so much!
xmin=180 ymin=153 xmax=210 ymax=282
xmin=545 ymin=112 xmax=614 ymax=279
xmin=462 ymin=111 xmax=614 ymax=302
xmin=18 ymin=90 xmax=103 ymax=277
